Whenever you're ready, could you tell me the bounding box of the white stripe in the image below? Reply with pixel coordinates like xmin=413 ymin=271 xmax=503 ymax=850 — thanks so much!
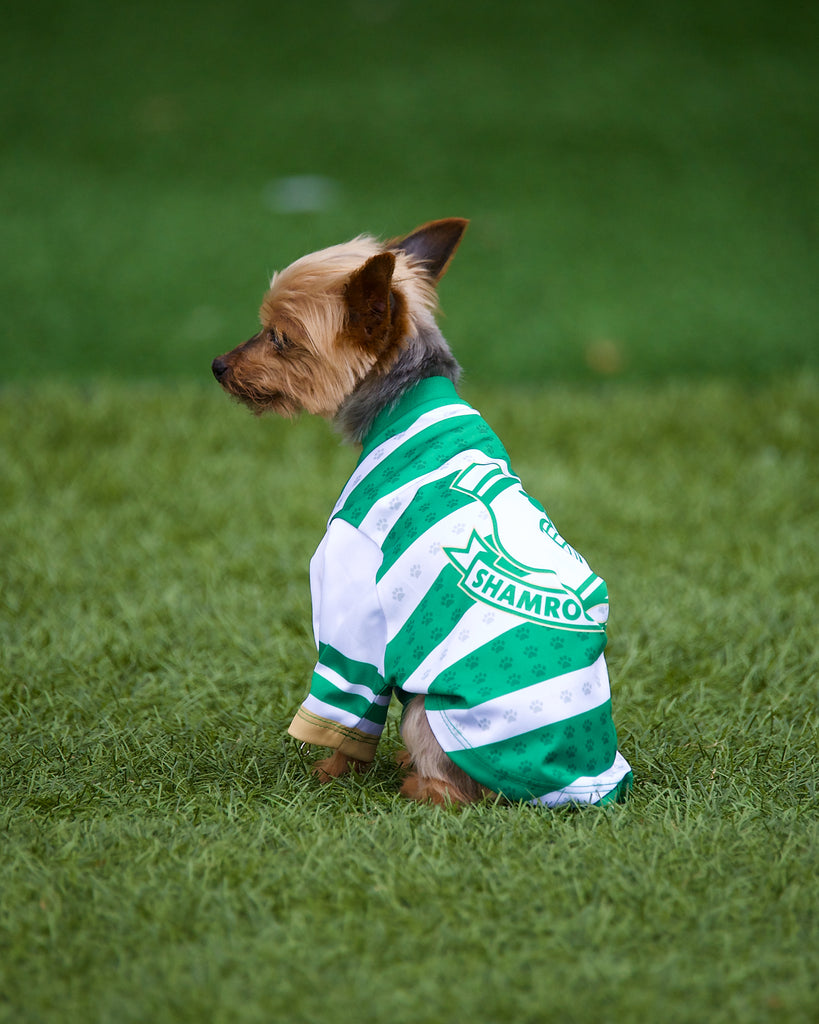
xmin=313 ymin=665 xmax=391 ymax=706
xmin=427 ymin=653 xmax=611 ymax=752
xmin=310 ymin=519 xmax=387 ymax=673
xmin=377 ymin=498 xmax=492 ymax=642
xmin=529 ymin=751 xmax=632 ymax=807
xmin=358 ymin=447 xmax=498 ymax=545
xmin=331 ymin=405 xmax=480 ymax=519
xmin=302 ymin=694 xmax=384 ymax=735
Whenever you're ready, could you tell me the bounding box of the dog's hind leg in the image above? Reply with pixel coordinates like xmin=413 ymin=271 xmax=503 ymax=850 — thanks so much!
xmin=398 ymin=695 xmax=494 ymax=805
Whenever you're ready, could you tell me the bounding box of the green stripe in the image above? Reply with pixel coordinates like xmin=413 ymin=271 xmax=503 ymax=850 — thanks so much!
xmin=376 ymin=471 xmax=475 ymax=582
xmin=424 ymin=623 xmax=607 ymax=709
xmin=444 ymin=699 xmax=619 ymax=802
xmin=479 ymin=475 xmax=519 ymax=504
xmin=385 ymin=565 xmax=476 ymax=687
xmin=580 ymin=580 xmax=608 ymax=610
xmin=310 ymin=669 xmax=391 ymax=726
xmin=312 ymin=643 xmax=390 ymax=726
xmin=336 ymin=415 xmax=508 ymax=530
xmin=316 ymin=643 xmax=386 ymax=694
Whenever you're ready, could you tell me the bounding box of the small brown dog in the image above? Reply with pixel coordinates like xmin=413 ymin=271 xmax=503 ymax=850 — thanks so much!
xmin=213 ymin=220 xmax=632 ymax=806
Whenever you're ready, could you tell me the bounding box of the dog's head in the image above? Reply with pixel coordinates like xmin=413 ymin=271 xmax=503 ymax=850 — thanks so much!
xmin=211 ymin=218 xmax=467 ymax=417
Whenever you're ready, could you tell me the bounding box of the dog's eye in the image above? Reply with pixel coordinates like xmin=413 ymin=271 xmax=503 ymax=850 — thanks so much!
xmin=267 ymin=328 xmax=291 ymax=352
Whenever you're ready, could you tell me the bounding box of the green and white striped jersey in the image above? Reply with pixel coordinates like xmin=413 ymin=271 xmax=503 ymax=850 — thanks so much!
xmin=289 ymin=377 xmax=632 ymax=805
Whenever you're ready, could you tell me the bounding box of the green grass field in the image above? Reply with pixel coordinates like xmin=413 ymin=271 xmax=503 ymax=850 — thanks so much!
xmin=2 ymin=1 xmax=818 ymax=1021
xmin=2 ymin=379 xmax=817 ymax=1023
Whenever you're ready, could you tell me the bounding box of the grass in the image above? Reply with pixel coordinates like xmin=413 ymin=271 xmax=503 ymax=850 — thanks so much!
xmin=1 ymin=377 xmax=817 ymax=1023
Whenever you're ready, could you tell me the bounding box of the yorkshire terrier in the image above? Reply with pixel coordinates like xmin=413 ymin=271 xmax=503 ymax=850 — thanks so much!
xmin=212 ymin=219 xmax=632 ymax=806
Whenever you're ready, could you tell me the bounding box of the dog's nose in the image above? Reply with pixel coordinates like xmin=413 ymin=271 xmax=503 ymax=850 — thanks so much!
xmin=211 ymin=356 xmax=228 ymax=380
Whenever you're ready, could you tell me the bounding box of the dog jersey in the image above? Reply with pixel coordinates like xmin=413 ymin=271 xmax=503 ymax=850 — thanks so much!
xmin=288 ymin=377 xmax=633 ymax=805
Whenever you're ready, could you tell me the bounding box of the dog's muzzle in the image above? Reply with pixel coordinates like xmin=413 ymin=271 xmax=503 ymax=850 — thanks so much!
xmin=211 ymin=356 xmax=229 ymax=381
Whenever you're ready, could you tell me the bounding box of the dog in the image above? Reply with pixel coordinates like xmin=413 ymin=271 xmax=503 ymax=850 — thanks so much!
xmin=212 ymin=219 xmax=632 ymax=806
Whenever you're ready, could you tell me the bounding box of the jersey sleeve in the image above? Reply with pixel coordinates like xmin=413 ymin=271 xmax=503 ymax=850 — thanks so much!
xmin=288 ymin=518 xmax=390 ymax=762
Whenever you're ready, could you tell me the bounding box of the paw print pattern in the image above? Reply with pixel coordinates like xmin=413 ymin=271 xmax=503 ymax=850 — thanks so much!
xmin=524 ymin=645 xmax=538 ymax=659
xmin=500 ymin=656 xmax=513 ymax=671
xmin=561 ymin=690 xmax=572 ymax=703
xmin=452 ymin=522 xmax=466 ymax=535
xmin=477 ymin=717 xmax=491 ymax=731
xmin=503 ymin=709 xmax=517 ymax=722
xmin=530 ymin=700 xmax=544 ymax=714
xmin=377 ymin=518 xmax=388 ymax=531
xmin=458 ymin=629 xmax=470 ymax=642
xmin=483 ymin=612 xmax=496 ymax=625
xmin=410 ymin=564 xmax=422 ymax=579
xmin=392 ymin=588 xmax=405 ymax=602
xmin=582 ymin=681 xmax=593 ymax=696
xmin=389 ymin=497 xmax=402 ymax=512
xmin=428 ymin=541 xmax=442 ymax=556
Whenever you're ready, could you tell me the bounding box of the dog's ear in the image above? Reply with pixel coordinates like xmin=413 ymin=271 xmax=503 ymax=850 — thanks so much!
xmin=388 ymin=218 xmax=469 ymax=281
xmin=344 ymin=251 xmax=397 ymax=352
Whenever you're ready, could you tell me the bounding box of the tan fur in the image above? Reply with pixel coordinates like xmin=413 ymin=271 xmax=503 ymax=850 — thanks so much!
xmin=398 ymin=695 xmax=496 ymax=805
xmin=312 ymin=750 xmax=369 ymax=782
xmin=214 ymin=235 xmax=440 ymax=419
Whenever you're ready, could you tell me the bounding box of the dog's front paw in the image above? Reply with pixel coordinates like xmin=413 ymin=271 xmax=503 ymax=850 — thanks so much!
xmin=313 ymin=750 xmax=369 ymax=782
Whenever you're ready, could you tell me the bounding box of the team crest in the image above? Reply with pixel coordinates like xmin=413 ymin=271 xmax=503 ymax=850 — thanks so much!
xmin=443 ymin=461 xmax=607 ymax=633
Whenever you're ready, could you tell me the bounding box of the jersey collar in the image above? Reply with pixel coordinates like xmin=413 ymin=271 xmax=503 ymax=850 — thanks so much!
xmin=359 ymin=377 xmax=468 ymax=457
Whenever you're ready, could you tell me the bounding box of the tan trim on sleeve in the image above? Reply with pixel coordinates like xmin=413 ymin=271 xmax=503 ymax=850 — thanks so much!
xmin=288 ymin=707 xmax=379 ymax=763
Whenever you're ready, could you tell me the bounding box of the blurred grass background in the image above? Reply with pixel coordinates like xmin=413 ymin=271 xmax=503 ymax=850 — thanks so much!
xmin=2 ymin=0 xmax=817 ymax=384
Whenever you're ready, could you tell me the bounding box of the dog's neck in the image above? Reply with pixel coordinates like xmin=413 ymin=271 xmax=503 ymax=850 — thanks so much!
xmin=334 ymin=319 xmax=462 ymax=445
